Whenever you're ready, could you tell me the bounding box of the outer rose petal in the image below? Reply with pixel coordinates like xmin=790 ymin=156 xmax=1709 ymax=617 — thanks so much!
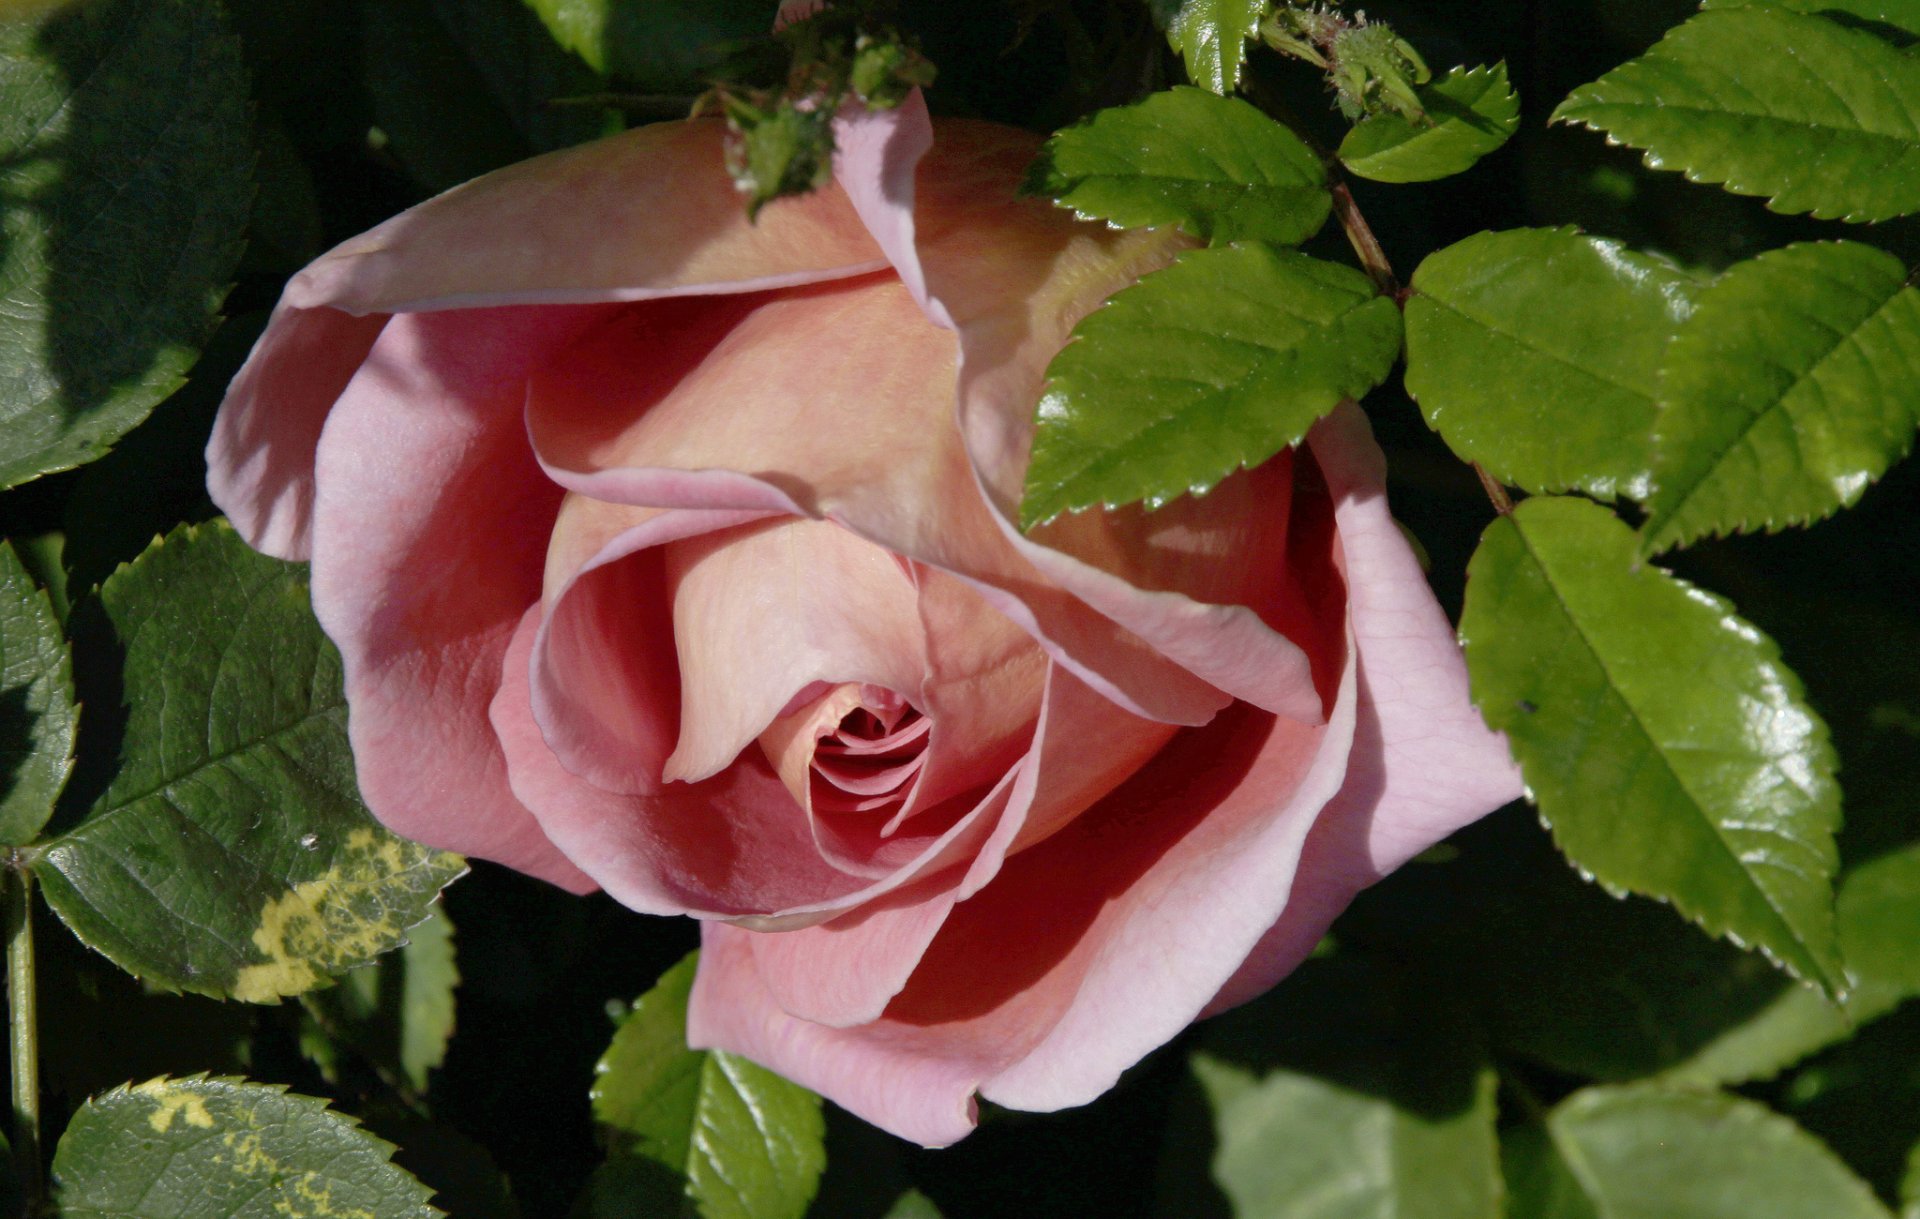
xmin=1205 ymin=403 xmax=1523 ymax=1012
xmin=308 ymin=308 xmax=600 ymax=891
xmin=690 ymin=691 xmax=1356 ymax=1147
xmin=828 ymin=113 xmax=1326 ymax=724
xmin=209 ymin=119 xmax=885 ymax=562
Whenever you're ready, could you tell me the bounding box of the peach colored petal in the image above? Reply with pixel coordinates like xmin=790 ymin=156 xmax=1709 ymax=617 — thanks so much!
xmin=289 ymin=120 xmax=885 ymax=316
xmin=493 ymin=604 xmax=858 ymax=916
xmin=661 ymin=517 xmax=928 ymax=786
xmin=741 ymin=663 xmax=1174 ymax=1029
xmin=525 ymin=277 xmax=1234 ymax=727
xmin=207 ymin=304 xmax=387 ymax=560
xmin=1205 ymin=403 xmax=1523 ymax=1012
xmin=306 ymin=307 xmax=602 ymax=892
xmin=211 ymin=119 xmax=888 ymax=561
xmin=533 ymin=499 xmax=1048 ymax=884
xmin=505 ymin=535 xmax=1060 ymax=925
xmin=689 ymin=455 xmax=1357 ymax=1138
xmin=692 ymin=921 xmax=984 ymax=1148
xmin=690 ymin=681 xmax=1356 ymax=1145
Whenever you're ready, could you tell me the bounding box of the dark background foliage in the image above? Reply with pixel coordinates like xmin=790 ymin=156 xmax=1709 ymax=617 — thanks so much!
xmin=0 ymin=0 xmax=1914 ymax=1215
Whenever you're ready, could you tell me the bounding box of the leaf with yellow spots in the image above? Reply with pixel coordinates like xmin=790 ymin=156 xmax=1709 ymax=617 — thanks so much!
xmin=53 ymin=1075 xmax=441 ymax=1217
xmin=34 ymin=521 xmax=464 ymax=1001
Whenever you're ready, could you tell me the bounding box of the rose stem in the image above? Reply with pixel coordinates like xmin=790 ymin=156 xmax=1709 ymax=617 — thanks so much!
xmin=1328 ymin=171 xmax=1513 ymax=516
xmin=6 ymin=860 xmax=40 ymax=1214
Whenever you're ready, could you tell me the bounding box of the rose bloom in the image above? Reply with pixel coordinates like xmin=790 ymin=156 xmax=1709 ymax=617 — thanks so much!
xmin=207 ymin=95 xmax=1518 ymax=1146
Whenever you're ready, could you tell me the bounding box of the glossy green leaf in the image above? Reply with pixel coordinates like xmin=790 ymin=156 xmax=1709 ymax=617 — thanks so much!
xmin=1641 ymin=241 xmax=1920 ymax=555
xmin=1030 ymin=87 xmax=1330 ymax=245
xmin=35 ymin=522 xmax=464 ymax=1002
xmin=1661 ymin=841 xmax=1920 ymax=1085
xmin=365 ymin=0 xmax=610 ymax=196
xmin=0 ymin=0 xmax=251 ymax=490
xmin=1338 ymin=63 xmax=1520 ymax=184
xmin=0 ymin=539 xmax=75 ymax=845
xmin=521 ymin=0 xmax=766 ymax=89
xmin=588 ymin=952 xmax=825 ymax=1219
xmin=1700 ymin=0 xmax=1920 ymax=40
xmin=1404 ymin=228 xmax=1698 ymax=499
xmin=1552 ymin=7 xmax=1920 ymax=222
xmin=1156 ymin=0 xmax=1264 ymax=93
xmin=1539 ymin=1086 xmax=1891 ymax=1219
xmin=52 ymin=1076 xmax=441 ymax=1218
xmin=1020 ymin=244 xmax=1402 ymax=529
xmin=1460 ymin=496 xmax=1844 ymax=991
xmin=302 ymin=908 xmax=459 ymax=1095
xmin=1168 ymin=956 xmax=1502 ymax=1219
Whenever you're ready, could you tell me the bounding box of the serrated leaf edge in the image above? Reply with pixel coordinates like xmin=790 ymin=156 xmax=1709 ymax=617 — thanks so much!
xmin=1491 ymin=510 xmax=1846 ymax=997
xmin=1639 ymin=241 xmax=1920 ymax=556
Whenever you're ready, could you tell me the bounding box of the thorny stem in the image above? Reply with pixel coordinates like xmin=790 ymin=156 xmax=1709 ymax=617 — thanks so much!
xmin=1330 ymin=178 xmax=1395 ymax=295
xmin=1328 ymin=171 xmax=1513 ymax=515
xmin=7 ymin=862 xmax=40 ymax=1215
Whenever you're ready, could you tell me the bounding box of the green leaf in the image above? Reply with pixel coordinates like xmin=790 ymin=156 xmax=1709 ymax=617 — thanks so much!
xmin=1539 ymin=1085 xmax=1891 ymax=1219
xmin=1640 ymin=241 xmax=1920 ymax=556
xmin=1903 ymin=1137 xmax=1918 ymax=1219
xmin=1338 ymin=63 xmax=1520 ymax=184
xmin=302 ymin=907 xmax=460 ymax=1095
xmin=1030 ymin=87 xmax=1330 ymax=245
xmin=0 ymin=0 xmax=251 ymax=490
xmin=1501 ymin=1123 xmax=1601 ymax=1219
xmin=1551 ymin=7 xmax=1920 ymax=222
xmin=1404 ymin=227 xmax=1700 ymax=499
xmin=51 ymin=1075 xmax=441 ymax=1218
xmin=365 ymin=0 xmax=610 ymax=196
xmin=1157 ymin=0 xmax=1265 ymax=94
xmin=1341 ymin=807 xmax=1845 ymax=1088
xmin=588 ymin=952 xmax=825 ymax=1219
xmin=883 ymin=1190 xmax=945 ymax=1219
xmin=521 ymin=0 xmax=767 ymax=90
xmin=0 ymin=539 xmax=75 ymax=845
xmin=1460 ymin=496 xmax=1844 ymax=992
xmin=1700 ymin=0 xmax=1920 ymax=41
xmin=35 ymin=521 xmax=464 ymax=1002
xmin=1661 ymin=841 xmax=1920 ymax=1086
xmin=1020 ymin=244 xmax=1402 ymax=529
xmin=1166 ymin=956 xmax=1502 ymax=1219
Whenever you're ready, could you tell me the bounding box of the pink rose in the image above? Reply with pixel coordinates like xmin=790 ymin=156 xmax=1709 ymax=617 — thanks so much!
xmin=208 ymin=97 xmax=1519 ymax=1146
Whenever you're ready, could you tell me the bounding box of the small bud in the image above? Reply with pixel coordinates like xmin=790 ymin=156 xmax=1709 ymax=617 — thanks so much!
xmin=724 ymin=102 xmax=836 ymax=219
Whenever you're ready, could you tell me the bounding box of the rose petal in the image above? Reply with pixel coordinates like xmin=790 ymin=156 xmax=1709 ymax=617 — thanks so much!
xmin=290 ymin=120 xmax=884 ymax=316
xmin=1204 ymin=402 xmax=1523 ymax=1012
xmin=525 ymin=276 xmax=1235 ymax=727
xmin=661 ymin=517 xmax=928 ymax=787
xmin=534 ymin=501 xmax=1047 ymax=884
xmin=499 ymin=591 xmax=1030 ymax=926
xmin=210 ymin=120 xmax=886 ymax=562
xmin=692 ymin=922 xmax=984 ymax=1147
xmin=690 ymin=687 xmax=1356 ymax=1145
xmin=493 ymin=604 xmax=862 ymax=916
xmin=307 ymin=307 xmax=603 ymax=891
xmin=208 ymin=304 xmax=387 ymax=560
xmin=823 ymin=115 xmax=1330 ymax=723
xmin=689 ymin=456 xmax=1357 ymax=1138
xmin=741 ymin=664 xmax=1174 ymax=1028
